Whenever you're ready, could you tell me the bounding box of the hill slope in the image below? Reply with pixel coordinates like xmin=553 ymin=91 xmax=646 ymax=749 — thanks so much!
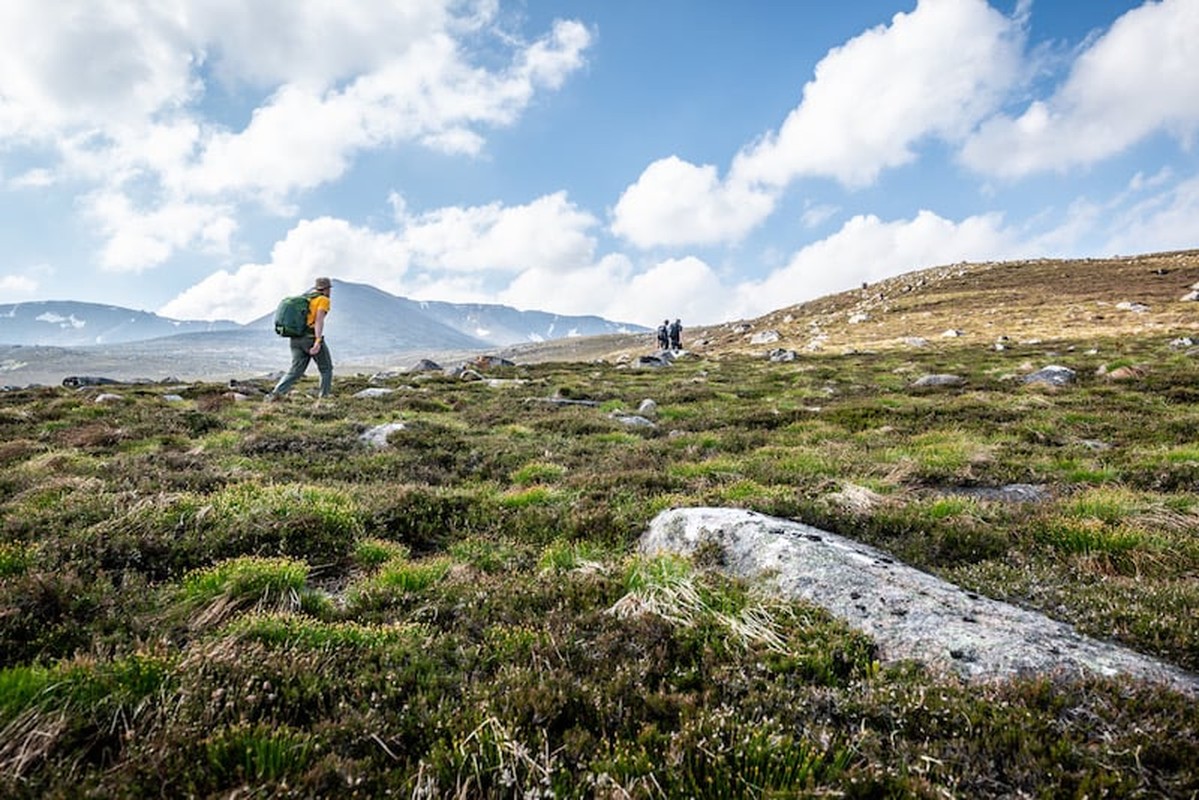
xmin=515 ymin=249 xmax=1199 ymax=365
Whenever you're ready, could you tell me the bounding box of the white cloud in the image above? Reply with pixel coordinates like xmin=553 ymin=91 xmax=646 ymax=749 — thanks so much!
xmin=801 ymin=203 xmax=839 ymax=229
xmin=610 ymin=156 xmax=776 ymax=248
xmin=1100 ymin=173 xmax=1199 ymax=257
xmin=159 ymin=216 xmax=412 ymax=322
xmin=398 ymin=191 xmax=597 ymax=273
xmin=161 ymin=196 xmax=722 ymax=328
xmin=0 ymin=1 xmax=592 ymax=272
xmin=0 ymin=1 xmax=198 ymax=138
xmin=162 ymin=192 xmax=598 ymax=321
xmin=7 ymin=168 xmax=55 ymax=189
xmin=498 ymin=254 xmax=728 ymax=327
xmin=0 ymin=275 xmax=38 ymax=294
xmin=731 ymin=209 xmax=1026 ymax=320
xmin=82 ymin=191 xmax=236 ymax=273
xmin=184 ymin=0 xmax=456 ymax=91
xmin=610 ymin=0 xmax=1023 ymax=250
xmin=732 ymin=0 xmax=1022 ymax=189
xmin=961 ymin=0 xmax=1199 ymax=178
xmin=614 ymin=257 xmax=729 ymax=327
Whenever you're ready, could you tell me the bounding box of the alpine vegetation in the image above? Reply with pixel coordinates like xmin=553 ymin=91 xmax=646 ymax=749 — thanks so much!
xmin=2 ymin=254 xmax=1199 ymax=797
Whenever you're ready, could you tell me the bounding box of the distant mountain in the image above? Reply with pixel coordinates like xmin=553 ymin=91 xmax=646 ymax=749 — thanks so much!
xmin=0 ymin=280 xmax=648 ymax=358
xmin=0 ymin=300 xmax=240 ymax=346
xmin=243 ymin=280 xmax=647 ymax=359
xmin=244 ymin=282 xmax=488 ymax=359
xmin=415 ymin=298 xmax=643 ymax=346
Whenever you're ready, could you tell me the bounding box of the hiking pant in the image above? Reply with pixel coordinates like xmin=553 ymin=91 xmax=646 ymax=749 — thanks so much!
xmin=272 ymin=335 xmax=333 ymax=396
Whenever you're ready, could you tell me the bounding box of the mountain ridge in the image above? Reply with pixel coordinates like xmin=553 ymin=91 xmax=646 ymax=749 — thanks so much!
xmin=4 ymin=249 xmax=1198 ymax=387
xmin=541 ymin=248 xmax=1199 ymax=366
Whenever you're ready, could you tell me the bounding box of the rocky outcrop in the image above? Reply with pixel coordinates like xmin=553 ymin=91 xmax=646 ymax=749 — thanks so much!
xmin=639 ymin=507 xmax=1199 ymax=695
xmin=1023 ymin=365 xmax=1076 ymax=386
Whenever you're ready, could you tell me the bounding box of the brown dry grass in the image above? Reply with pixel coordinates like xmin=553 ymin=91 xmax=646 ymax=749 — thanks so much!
xmin=516 ymin=250 xmax=1199 ymax=363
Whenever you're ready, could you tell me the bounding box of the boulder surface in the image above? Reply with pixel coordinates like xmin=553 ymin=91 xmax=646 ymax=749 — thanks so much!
xmin=640 ymin=507 xmax=1198 ymax=695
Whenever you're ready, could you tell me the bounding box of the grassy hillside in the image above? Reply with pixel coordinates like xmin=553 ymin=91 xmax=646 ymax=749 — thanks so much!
xmin=2 ymin=252 xmax=1198 ymax=797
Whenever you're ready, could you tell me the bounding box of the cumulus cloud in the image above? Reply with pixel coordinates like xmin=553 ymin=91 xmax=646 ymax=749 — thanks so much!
xmin=610 ymin=157 xmax=776 ymax=248
xmin=611 ymin=0 xmax=1023 ymax=250
xmin=159 ymin=191 xmax=730 ymax=328
xmin=961 ymin=0 xmax=1199 ymax=178
xmin=0 ymin=275 xmax=38 ymax=294
xmin=397 ymin=191 xmax=598 ymax=273
xmin=0 ymin=2 xmax=198 ymax=137
xmin=734 ymin=0 xmax=1022 ymax=189
xmin=160 ymin=192 xmax=599 ymax=322
xmin=730 ymin=209 xmax=1026 ymax=320
xmin=159 ymin=216 xmax=411 ymax=322
xmin=500 ymin=254 xmax=728 ymax=326
xmin=82 ymin=191 xmax=237 ymax=273
xmin=0 ymin=1 xmax=592 ymax=271
xmin=1100 ymin=173 xmax=1199 ymax=256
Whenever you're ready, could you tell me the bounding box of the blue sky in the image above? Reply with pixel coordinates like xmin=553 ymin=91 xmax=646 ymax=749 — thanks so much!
xmin=1 ymin=0 xmax=1196 ymax=328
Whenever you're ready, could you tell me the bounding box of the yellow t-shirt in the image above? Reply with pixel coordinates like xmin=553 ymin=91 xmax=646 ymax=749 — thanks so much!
xmin=306 ymin=293 xmax=330 ymax=328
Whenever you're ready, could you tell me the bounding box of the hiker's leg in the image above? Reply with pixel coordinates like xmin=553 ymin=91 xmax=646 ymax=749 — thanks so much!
xmin=314 ymin=342 xmax=333 ymax=396
xmin=272 ymin=337 xmax=313 ymax=395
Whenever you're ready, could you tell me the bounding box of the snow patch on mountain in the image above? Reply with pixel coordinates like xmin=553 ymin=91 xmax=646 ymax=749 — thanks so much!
xmin=36 ymin=312 xmax=86 ymax=329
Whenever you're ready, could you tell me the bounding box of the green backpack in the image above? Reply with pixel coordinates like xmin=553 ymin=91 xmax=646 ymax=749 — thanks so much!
xmin=273 ymin=291 xmax=316 ymax=337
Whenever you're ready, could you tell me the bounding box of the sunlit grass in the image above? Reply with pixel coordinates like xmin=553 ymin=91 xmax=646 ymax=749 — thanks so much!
xmin=353 ymin=538 xmax=410 ymax=568
xmin=509 ymin=461 xmax=568 ymax=485
xmin=345 ymin=555 xmax=453 ymax=612
xmin=498 ymin=485 xmax=565 ymax=508
xmin=222 ymin=613 xmax=424 ymax=649
xmin=536 ymin=539 xmax=609 ymax=574
xmin=5 ymin=328 xmax=1199 ymax=797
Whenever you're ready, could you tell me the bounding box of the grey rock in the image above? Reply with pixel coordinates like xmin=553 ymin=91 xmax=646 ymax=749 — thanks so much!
xmin=935 ymin=483 xmax=1050 ymax=503
xmin=768 ymin=348 xmax=798 ymax=362
xmin=1023 ymin=365 xmax=1076 ymax=386
xmin=637 ymin=398 xmax=658 ymax=415
xmin=472 ymin=355 xmax=516 ymax=369
xmin=63 ymin=375 xmax=119 ymax=388
xmin=639 ymin=507 xmax=1198 ymax=694
xmin=162 ymin=394 xmax=185 ymax=403
xmin=408 ymin=359 xmax=442 ymax=373
xmin=360 ymin=422 xmax=406 ymax=448
xmin=527 ymin=397 xmax=600 ymax=407
xmin=94 ymin=393 xmax=123 ymax=404
xmin=445 ymin=367 xmax=484 ymax=381
xmin=354 ymin=387 xmax=395 ymax=398
xmin=749 ymin=330 xmax=780 ymax=345
xmin=911 ymin=374 xmax=965 ymax=388
xmin=611 ymin=413 xmax=656 ymax=428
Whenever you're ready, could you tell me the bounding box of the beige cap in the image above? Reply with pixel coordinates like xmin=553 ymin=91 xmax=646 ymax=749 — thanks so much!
xmin=314 ymin=277 xmax=332 ymax=290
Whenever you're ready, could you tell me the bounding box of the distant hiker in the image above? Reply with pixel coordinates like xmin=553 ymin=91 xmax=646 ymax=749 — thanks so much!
xmin=266 ymin=277 xmax=333 ymax=400
xmin=657 ymin=319 xmax=670 ymax=350
xmin=669 ymin=318 xmax=682 ymax=350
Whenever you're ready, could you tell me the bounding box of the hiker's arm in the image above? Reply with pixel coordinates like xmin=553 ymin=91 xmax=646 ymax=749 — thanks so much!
xmin=309 ymin=309 xmax=328 ymax=354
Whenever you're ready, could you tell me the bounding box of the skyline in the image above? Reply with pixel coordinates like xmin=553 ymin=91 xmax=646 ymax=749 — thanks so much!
xmin=1 ymin=0 xmax=1197 ymax=329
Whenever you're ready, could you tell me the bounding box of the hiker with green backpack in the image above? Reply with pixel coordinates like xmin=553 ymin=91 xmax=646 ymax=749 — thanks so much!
xmin=266 ymin=276 xmax=333 ymax=401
